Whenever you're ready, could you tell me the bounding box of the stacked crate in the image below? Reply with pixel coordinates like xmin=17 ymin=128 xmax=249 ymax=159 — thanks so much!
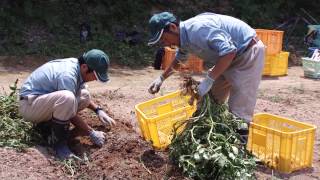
xmin=162 ymin=47 xmax=204 ymax=73
xmin=255 ymin=29 xmax=289 ymax=76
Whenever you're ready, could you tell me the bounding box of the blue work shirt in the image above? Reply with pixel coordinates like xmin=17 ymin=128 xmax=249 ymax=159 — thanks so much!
xmin=20 ymin=58 xmax=84 ymax=97
xmin=176 ymin=13 xmax=256 ymax=65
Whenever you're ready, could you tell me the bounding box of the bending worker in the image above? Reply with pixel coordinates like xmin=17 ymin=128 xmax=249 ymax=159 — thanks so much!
xmin=147 ymin=12 xmax=265 ymax=141
xmin=19 ymin=49 xmax=116 ymax=159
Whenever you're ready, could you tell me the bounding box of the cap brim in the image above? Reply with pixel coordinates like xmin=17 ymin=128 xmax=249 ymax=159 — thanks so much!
xmin=94 ymin=71 xmax=109 ymax=83
xmin=148 ymin=29 xmax=164 ymax=46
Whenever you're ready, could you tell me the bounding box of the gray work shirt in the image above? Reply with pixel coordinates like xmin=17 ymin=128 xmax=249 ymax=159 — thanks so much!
xmin=176 ymin=13 xmax=256 ymax=65
xmin=19 ymin=58 xmax=84 ymax=97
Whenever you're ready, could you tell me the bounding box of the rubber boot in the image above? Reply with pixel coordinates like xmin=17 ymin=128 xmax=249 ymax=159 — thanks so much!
xmin=237 ymin=128 xmax=249 ymax=144
xmin=49 ymin=119 xmax=74 ymax=160
xmin=34 ymin=121 xmax=52 ymax=145
xmin=236 ymin=122 xmax=250 ymax=144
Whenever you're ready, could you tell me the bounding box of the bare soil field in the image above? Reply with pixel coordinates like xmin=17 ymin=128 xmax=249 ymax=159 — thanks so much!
xmin=0 ymin=56 xmax=319 ymax=179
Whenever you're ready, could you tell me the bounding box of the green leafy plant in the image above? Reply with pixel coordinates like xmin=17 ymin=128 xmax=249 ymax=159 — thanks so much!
xmin=62 ymin=158 xmax=80 ymax=177
xmin=1 ymin=0 xmax=320 ymax=66
xmin=0 ymin=79 xmax=41 ymax=150
xmin=169 ymin=95 xmax=256 ymax=180
xmin=61 ymin=153 xmax=90 ymax=177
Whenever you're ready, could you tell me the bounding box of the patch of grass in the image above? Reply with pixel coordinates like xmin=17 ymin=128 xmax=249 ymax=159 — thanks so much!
xmin=257 ymin=89 xmax=286 ymax=103
xmin=0 ymin=79 xmax=41 ymax=151
xmin=61 ymin=158 xmax=80 ymax=177
xmin=257 ymin=90 xmax=266 ymax=99
xmin=61 ymin=153 xmax=90 ymax=178
xmin=291 ymin=85 xmax=305 ymax=94
xmin=268 ymin=95 xmax=284 ymax=103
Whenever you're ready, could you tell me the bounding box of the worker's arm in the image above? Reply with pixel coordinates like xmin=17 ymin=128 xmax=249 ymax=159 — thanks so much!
xmin=148 ymin=48 xmax=187 ymax=94
xmin=197 ymin=51 xmax=236 ymax=97
xmin=162 ymin=58 xmax=179 ymax=79
xmin=88 ymin=100 xmax=98 ymax=111
xmin=208 ymin=51 xmax=236 ymax=80
xmin=148 ymin=59 xmax=177 ymax=94
xmin=163 ymin=48 xmax=188 ymax=78
xmin=88 ymin=100 xmax=116 ymax=126
xmin=196 ymin=26 xmax=237 ymax=97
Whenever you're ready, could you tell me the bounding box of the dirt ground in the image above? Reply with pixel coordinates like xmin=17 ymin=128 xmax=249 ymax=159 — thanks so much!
xmin=0 ymin=56 xmax=319 ymax=179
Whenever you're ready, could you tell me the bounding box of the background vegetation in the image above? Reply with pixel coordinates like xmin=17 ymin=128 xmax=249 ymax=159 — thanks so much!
xmin=0 ymin=0 xmax=319 ymax=66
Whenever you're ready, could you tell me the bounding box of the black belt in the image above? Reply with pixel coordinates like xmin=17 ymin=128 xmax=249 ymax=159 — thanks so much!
xmin=244 ymin=36 xmax=260 ymax=52
xmin=20 ymin=96 xmax=28 ymax=101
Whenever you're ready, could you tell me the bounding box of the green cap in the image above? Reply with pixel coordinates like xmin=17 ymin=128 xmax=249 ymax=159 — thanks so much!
xmin=148 ymin=12 xmax=176 ymax=46
xmin=83 ymin=49 xmax=110 ymax=82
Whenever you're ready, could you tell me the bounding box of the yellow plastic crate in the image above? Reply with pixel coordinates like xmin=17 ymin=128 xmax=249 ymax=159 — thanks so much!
xmin=135 ymin=90 xmax=196 ymax=149
xmin=263 ymin=51 xmax=289 ymax=76
xmin=247 ymin=113 xmax=316 ymax=173
xmin=255 ymin=29 xmax=284 ymax=55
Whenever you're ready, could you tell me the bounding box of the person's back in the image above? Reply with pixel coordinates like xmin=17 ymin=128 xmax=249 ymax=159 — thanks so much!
xmin=20 ymin=58 xmax=81 ymax=97
xmin=180 ymin=13 xmax=256 ymax=60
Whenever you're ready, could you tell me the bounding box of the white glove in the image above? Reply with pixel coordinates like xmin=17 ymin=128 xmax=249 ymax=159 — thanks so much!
xmin=97 ymin=109 xmax=116 ymax=126
xmin=197 ymin=75 xmax=215 ymax=97
xmin=148 ymin=75 xmax=164 ymax=94
xmin=89 ymin=130 xmax=106 ymax=147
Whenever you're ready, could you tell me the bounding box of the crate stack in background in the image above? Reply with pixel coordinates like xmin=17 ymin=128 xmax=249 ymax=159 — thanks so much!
xmin=255 ymin=29 xmax=289 ymax=76
xmin=162 ymin=47 xmax=204 ymax=73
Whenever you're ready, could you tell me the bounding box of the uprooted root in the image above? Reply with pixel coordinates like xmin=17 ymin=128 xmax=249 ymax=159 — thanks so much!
xmin=180 ymin=76 xmax=200 ymax=105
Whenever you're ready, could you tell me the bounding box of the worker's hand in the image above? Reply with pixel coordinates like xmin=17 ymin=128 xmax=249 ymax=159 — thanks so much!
xmin=89 ymin=130 xmax=106 ymax=147
xmin=97 ymin=110 xmax=116 ymax=126
xmin=197 ymin=75 xmax=215 ymax=97
xmin=148 ymin=75 xmax=164 ymax=94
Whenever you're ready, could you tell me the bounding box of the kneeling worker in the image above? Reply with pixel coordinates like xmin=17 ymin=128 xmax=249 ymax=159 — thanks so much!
xmin=19 ymin=49 xmax=116 ymax=159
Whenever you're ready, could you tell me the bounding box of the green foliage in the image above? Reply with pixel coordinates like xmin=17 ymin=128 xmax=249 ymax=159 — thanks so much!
xmin=0 ymin=0 xmax=154 ymax=67
xmin=62 ymin=158 xmax=80 ymax=177
xmin=0 ymin=79 xmax=41 ymax=150
xmin=232 ymin=0 xmax=293 ymax=28
xmin=169 ymin=96 xmax=256 ymax=180
xmin=0 ymin=0 xmax=319 ymax=66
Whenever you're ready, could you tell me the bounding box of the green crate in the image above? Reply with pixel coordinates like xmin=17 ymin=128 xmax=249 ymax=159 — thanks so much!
xmin=302 ymin=57 xmax=320 ymax=79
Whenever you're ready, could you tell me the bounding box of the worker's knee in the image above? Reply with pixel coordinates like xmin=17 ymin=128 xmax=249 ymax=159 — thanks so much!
xmin=77 ymin=89 xmax=91 ymax=111
xmin=53 ymin=91 xmax=77 ymax=120
xmin=80 ymin=89 xmax=91 ymax=102
xmin=59 ymin=90 xmax=77 ymax=107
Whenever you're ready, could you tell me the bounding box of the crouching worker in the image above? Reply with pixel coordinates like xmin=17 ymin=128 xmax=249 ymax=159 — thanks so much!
xmin=19 ymin=49 xmax=116 ymax=159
